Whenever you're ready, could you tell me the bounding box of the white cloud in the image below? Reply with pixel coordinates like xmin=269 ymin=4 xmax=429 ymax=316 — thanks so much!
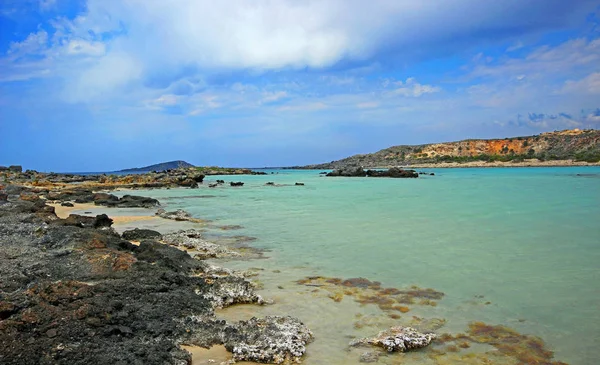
xmin=562 ymin=72 xmax=600 ymax=94
xmin=388 ymin=78 xmax=441 ymax=97
xmin=67 ymin=39 xmax=106 ymax=56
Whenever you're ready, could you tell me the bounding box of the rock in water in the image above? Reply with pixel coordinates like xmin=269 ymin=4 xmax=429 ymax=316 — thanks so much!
xmin=349 ymin=326 xmax=436 ymax=352
xmin=326 ymin=166 xmax=366 ymax=177
xmin=156 ymin=208 xmax=194 ymax=221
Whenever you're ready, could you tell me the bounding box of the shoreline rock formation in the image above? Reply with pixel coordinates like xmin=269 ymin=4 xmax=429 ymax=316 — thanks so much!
xmin=0 ymin=184 xmax=312 ymax=365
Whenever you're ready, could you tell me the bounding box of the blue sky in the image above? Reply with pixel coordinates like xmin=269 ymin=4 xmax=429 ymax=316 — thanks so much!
xmin=1 ymin=0 xmax=599 ymax=171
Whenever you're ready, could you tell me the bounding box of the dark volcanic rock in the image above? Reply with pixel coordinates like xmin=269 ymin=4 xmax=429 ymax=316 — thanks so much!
xmin=326 ymin=166 xmax=366 ymax=177
xmin=60 ymin=202 xmax=74 ymax=207
xmin=0 ymin=193 xmax=309 ymax=365
xmin=230 ymin=182 xmax=244 ymax=187
xmin=96 ymin=194 xmax=160 ymax=208
xmin=366 ymin=168 xmax=419 ymax=178
xmin=122 ymin=228 xmax=162 ymax=241
xmin=52 ymin=213 xmax=114 ymax=228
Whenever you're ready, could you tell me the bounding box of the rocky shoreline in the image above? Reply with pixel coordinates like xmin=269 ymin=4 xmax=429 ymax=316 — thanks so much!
xmin=0 ymin=174 xmax=314 ymax=364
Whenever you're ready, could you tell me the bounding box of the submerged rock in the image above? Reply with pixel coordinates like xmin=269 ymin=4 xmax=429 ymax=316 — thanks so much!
xmin=230 ymin=182 xmax=244 ymax=187
xmin=156 ymin=208 xmax=202 ymax=223
xmin=350 ymin=326 xmax=436 ymax=352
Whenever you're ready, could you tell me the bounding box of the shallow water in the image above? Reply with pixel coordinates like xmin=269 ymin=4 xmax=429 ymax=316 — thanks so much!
xmin=115 ymin=167 xmax=600 ymax=364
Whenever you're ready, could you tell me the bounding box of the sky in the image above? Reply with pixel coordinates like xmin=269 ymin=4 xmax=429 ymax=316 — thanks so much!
xmin=1 ymin=1 xmax=599 ymax=172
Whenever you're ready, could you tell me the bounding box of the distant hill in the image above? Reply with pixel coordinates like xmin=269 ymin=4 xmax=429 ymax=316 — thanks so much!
xmin=298 ymin=129 xmax=600 ymax=169
xmin=117 ymin=160 xmax=195 ymax=173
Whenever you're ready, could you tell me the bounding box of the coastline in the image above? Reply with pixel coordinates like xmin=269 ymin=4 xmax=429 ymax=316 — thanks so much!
xmin=0 ymin=181 xmax=314 ymax=364
xmin=1 ymin=167 xmax=588 ymax=364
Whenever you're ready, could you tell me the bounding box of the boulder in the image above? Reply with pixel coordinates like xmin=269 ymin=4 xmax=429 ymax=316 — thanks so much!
xmin=230 ymin=182 xmax=244 ymax=187
xmin=295 ymin=182 xmax=305 ymax=186
xmin=327 ymin=166 xmax=366 ymax=177
xmin=54 ymin=214 xmax=113 ymax=228
xmin=122 ymin=228 xmax=162 ymax=241
xmin=156 ymin=208 xmax=194 ymax=221
xmin=60 ymin=202 xmax=74 ymax=207
xmin=366 ymin=168 xmax=418 ymax=178
xmin=112 ymin=195 xmax=159 ymax=208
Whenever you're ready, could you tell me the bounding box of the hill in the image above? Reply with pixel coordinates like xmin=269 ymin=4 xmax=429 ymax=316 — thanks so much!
xmin=117 ymin=160 xmax=195 ymax=173
xmin=300 ymin=129 xmax=600 ymax=169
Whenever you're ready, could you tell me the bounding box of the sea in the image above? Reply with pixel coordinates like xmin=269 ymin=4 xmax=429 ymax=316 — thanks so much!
xmin=107 ymin=167 xmax=600 ymax=364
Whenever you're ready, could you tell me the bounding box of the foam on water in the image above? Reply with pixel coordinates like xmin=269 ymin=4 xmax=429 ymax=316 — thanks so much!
xmin=115 ymin=167 xmax=600 ymax=364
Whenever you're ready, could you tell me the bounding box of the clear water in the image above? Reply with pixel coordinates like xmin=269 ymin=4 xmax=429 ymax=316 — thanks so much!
xmin=115 ymin=167 xmax=600 ymax=364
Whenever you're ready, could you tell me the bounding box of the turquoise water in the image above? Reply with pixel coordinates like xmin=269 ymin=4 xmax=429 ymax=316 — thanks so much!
xmin=117 ymin=167 xmax=600 ymax=364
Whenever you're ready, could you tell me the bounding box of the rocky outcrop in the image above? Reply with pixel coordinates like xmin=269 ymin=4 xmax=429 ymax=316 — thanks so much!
xmin=52 ymin=213 xmax=113 ymax=229
xmin=0 ymin=188 xmax=312 ymax=365
xmin=349 ymin=326 xmax=436 ymax=352
xmin=224 ymin=316 xmax=313 ymax=363
xmin=96 ymin=194 xmax=160 ymax=208
xmin=301 ymin=129 xmax=600 ymax=169
xmin=161 ymin=230 xmax=240 ymax=259
xmin=327 ymin=167 xmax=419 ymax=178
xmin=366 ymin=168 xmax=419 ymax=178
xmin=326 ymin=166 xmax=366 ymax=177
xmin=155 ymin=208 xmax=203 ymax=223
xmin=122 ymin=228 xmax=162 ymax=241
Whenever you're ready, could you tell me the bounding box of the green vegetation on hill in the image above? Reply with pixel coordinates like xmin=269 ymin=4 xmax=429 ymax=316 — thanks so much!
xmin=299 ymin=129 xmax=600 ymax=169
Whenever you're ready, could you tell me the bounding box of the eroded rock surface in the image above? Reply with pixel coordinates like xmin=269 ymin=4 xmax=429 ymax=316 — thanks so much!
xmin=0 ymin=187 xmax=311 ymax=365
xmin=350 ymin=326 xmax=436 ymax=352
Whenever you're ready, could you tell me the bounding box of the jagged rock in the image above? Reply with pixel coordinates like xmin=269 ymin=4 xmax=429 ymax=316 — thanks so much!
xmin=161 ymin=230 xmax=239 ymax=259
xmin=224 ymin=316 xmax=313 ymax=364
xmin=60 ymin=202 xmax=74 ymax=207
xmin=208 ymin=183 xmax=218 ymax=188
xmin=327 ymin=166 xmax=366 ymax=177
xmin=122 ymin=228 xmax=162 ymax=241
xmin=155 ymin=208 xmax=198 ymax=222
xmin=0 ymin=192 xmax=7 ymax=203
xmin=266 ymin=182 xmax=275 ymax=185
xmin=295 ymin=182 xmax=305 ymax=186
xmin=349 ymin=326 xmax=436 ymax=352
xmin=53 ymin=214 xmax=113 ymax=228
xmin=202 ymin=274 xmax=264 ymax=308
xmin=8 ymin=165 xmax=22 ymax=173
xmin=230 ymin=182 xmax=244 ymax=187
xmin=216 ymin=180 xmax=225 ymax=184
